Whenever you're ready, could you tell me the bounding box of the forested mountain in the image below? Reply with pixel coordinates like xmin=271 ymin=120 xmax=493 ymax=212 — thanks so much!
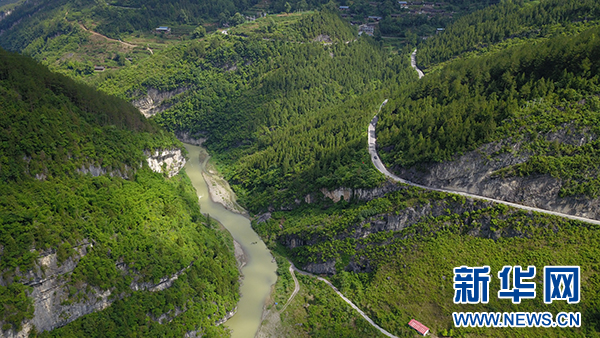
xmin=4 ymin=0 xmax=600 ymax=336
xmin=378 ymin=27 xmax=600 ymax=198
xmin=252 ymin=4 xmax=600 ymax=337
xmin=257 ymin=185 xmax=600 ymax=337
xmin=90 ymin=10 xmax=417 ymax=212
xmin=0 ymin=0 xmax=258 ymax=40
xmin=417 ymin=0 xmax=600 ymax=68
xmin=0 ymin=48 xmax=238 ymax=337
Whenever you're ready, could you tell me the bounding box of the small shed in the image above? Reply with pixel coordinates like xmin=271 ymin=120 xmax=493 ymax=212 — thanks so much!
xmin=339 ymin=5 xmax=350 ymax=10
xmin=408 ymin=319 xmax=429 ymax=336
xmin=94 ymin=66 xmax=105 ymax=72
xmin=155 ymin=26 xmax=171 ymax=33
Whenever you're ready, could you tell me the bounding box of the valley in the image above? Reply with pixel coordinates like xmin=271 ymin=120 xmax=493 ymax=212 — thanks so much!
xmin=2 ymin=0 xmax=600 ymax=337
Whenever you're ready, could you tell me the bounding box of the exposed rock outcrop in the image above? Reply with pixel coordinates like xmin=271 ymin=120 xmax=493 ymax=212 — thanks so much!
xmin=303 ymin=260 xmax=336 ymax=275
xmin=184 ymin=307 xmax=237 ymax=337
xmin=282 ymin=194 xmax=543 ymax=275
xmin=215 ymin=308 xmax=236 ymax=325
xmin=77 ymin=164 xmax=131 ymax=179
xmin=125 ymin=262 xmax=193 ymax=292
xmin=176 ymin=131 xmax=206 ymax=146
xmin=145 ymin=148 xmax=186 ymax=178
xmin=132 ymin=87 xmax=188 ymax=117
xmin=390 ymin=126 xmax=600 ymax=220
xmin=0 ymin=241 xmax=115 ymax=338
xmin=308 ymin=181 xmax=402 ymax=204
xmin=1 ymin=240 xmax=196 ymax=337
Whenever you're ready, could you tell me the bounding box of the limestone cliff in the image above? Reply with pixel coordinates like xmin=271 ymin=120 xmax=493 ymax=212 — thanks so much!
xmin=176 ymin=131 xmax=206 ymax=146
xmin=0 ymin=241 xmax=111 ymax=338
xmin=315 ymin=181 xmax=402 ymax=203
xmin=283 ymin=194 xmax=531 ymax=275
xmin=1 ymin=243 xmax=197 ymax=337
xmin=131 ymin=87 xmax=188 ymax=117
xmin=390 ymin=126 xmax=600 ymax=220
xmin=145 ymin=148 xmax=186 ymax=178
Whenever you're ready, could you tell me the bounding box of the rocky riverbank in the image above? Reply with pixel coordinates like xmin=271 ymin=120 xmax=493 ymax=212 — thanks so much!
xmin=195 ymin=146 xmax=248 ymax=216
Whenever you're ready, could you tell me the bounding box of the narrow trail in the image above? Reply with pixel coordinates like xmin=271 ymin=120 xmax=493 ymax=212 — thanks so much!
xmin=411 ymin=49 xmax=424 ymax=79
xmin=369 ymin=53 xmax=600 ymax=225
xmin=279 ymin=264 xmax=299 ymax=313
xmin=77 ymin=23 xmax=138 ymax=48
xmin=282 ymin=261 xmax=399 ymax=338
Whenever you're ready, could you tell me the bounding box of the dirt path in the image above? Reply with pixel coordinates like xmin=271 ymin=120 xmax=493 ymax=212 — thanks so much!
xmin=77 ymin=23 xmax=137 ymax=48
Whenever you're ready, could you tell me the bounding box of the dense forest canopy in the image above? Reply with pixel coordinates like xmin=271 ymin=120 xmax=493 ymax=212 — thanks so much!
xmin=3 ymin=0 xmax=600 ymax=335
xmin=417 ymin=0 xmax=600 ymax=68
xmin=90 ymin=11 xmax=417 ymax=212
xmin=378 ymin=26 xmax=600 ymax=197
xmin=0 ymin=48 xmax=238 ymax=336
xmin=255 ymin=186 xmax=600 ymax=337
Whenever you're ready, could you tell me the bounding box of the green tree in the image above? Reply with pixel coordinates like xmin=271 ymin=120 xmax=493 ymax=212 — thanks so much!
xmin=230 ymin=12 xmax=245 ymax=26
xmin=192 ymin=25 xmax=206 ymax=38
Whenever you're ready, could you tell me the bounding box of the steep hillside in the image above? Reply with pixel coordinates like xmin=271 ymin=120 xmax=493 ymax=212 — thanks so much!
xmin=0 ymin=49 xmax=239 ymax=337
xmin=417 ymin=0 xmax=600 ymax=69
xmin=249 ymin=5 xmax=600 ymax=337
xmin=0 ymin=0 xmax=258 ymax=41
xmin=377 ymin=27 xmax=600 ymax=220
xmin=255 ymin=184 xmax=600 ymax=337
xmin=88 ymin=10 xmax=417 ymax=212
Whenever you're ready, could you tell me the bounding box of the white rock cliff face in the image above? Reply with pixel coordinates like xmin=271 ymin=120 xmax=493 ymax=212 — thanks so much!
xmin=1 ymin=241 xmax=115 ymax=338
xmin=131 ymin=87 xmax=188 ymax=117
xmin=145 ymin=148 xmax=186 ymax=178
xmin=391 ymin=127 xmax=600 ymax=220
xmin=2 ymin=244 xmax=196 ymax=337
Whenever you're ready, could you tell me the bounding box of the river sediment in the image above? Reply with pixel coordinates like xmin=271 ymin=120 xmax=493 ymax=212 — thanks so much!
xmin=183 ymin=144 xmax=277 ymax=338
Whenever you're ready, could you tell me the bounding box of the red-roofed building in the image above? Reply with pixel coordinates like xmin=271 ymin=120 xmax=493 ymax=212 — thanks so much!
xmin=408 ymin=319 xmax=429 ymax=336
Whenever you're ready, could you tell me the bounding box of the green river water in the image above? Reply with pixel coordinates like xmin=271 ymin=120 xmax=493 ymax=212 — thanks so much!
xmin=183 ymin=144 xmax=278 ymax=338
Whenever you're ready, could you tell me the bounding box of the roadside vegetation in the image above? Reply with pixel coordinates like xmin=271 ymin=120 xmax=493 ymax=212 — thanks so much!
xmin=255 ymin=186 xmax=600 ymax=337
xmin=378 ymin=26 xmax=600 ymax=197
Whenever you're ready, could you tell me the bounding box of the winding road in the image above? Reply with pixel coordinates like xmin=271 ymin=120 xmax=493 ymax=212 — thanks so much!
xmin=369 ymin=51 xmax=600 ymax=226
xmin=278 ymin=49 xmax=600 ymax=338
xmin=279 ymin=264 xmax=300 ymax=313
xmin=281 ymin=261 xmax=399 ymax=338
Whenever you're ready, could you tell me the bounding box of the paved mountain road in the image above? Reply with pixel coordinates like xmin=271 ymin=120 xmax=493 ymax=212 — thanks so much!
xmin=369 ymin=50 xmax=600 ymax=226
xmin=276 ymin=49 xmax=599 ymax=338
xmin=279 ymin=264 xmax=300 ymax=314
xmin=411 ymin=49 xmax=424 ymax=79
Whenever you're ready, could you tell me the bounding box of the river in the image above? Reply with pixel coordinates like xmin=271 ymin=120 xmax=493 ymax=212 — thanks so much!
xmin=183 ymin=144 xmax=278 ymax=338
